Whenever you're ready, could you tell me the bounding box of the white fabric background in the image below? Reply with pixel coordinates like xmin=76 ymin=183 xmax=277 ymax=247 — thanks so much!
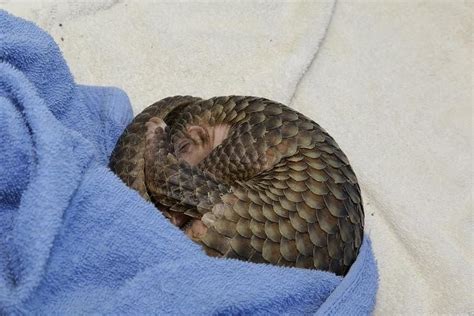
xmin=2 ymin=1 xmax=472 ymax=314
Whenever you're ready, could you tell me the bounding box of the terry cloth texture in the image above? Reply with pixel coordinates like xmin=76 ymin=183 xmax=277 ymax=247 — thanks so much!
xmin=0 ymin=9 xmax=378 ymax=315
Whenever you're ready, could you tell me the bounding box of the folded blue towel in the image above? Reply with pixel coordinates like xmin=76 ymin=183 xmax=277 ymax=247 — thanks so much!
xmin=0 ymin=10 xmax=378 ymax=315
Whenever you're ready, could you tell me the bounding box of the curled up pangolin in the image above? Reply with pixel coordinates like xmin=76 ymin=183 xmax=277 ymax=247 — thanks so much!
xmin=109 ymin=96 xmax=364 ymax=275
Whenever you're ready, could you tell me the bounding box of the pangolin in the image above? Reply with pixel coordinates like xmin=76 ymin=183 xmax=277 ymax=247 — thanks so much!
xmin=109 ymin=96 xmax=364 ymax=275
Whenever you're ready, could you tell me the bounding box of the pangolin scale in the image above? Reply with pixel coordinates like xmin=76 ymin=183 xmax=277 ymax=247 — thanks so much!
xmin=109 ymin=96 xmax=364 ymax=275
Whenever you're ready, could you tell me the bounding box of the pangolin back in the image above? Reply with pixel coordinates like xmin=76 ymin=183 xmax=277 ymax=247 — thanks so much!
xmin=109 ymin=96 xmax=364 ymax=275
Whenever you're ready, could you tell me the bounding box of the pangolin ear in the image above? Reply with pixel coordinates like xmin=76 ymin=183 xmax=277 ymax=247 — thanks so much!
xmin=187 ymin=126 xmax=208 ymax=145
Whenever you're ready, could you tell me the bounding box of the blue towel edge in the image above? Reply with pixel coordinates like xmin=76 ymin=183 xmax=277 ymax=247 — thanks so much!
xmin=316 ymin=235 xmax=378 ymax=315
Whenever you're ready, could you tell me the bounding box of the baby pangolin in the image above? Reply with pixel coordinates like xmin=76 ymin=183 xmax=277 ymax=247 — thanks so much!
xmin=109 ymin=96 xmax=364 ymax=275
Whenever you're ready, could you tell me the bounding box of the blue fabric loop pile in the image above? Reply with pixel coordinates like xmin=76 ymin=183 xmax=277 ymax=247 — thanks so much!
xmin=0 ymin=10 xmax=377 ymax=315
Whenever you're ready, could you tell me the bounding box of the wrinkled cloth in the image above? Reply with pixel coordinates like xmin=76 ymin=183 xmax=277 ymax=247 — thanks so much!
xmin=0 ymin=10 xmax=377 ymax=315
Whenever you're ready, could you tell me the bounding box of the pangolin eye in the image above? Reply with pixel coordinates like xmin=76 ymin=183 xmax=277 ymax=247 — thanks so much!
xmin=177 ymin=141 xmax=191 ymax=154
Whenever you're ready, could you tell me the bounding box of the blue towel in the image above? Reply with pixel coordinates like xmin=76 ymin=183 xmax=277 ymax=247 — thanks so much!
xmin=0 ymin=10 xmax=378 ymax=315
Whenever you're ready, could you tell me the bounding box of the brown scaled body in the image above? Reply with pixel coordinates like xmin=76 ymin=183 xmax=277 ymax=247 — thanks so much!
xmin=109 ymin=96 xmax=364 ymax=275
